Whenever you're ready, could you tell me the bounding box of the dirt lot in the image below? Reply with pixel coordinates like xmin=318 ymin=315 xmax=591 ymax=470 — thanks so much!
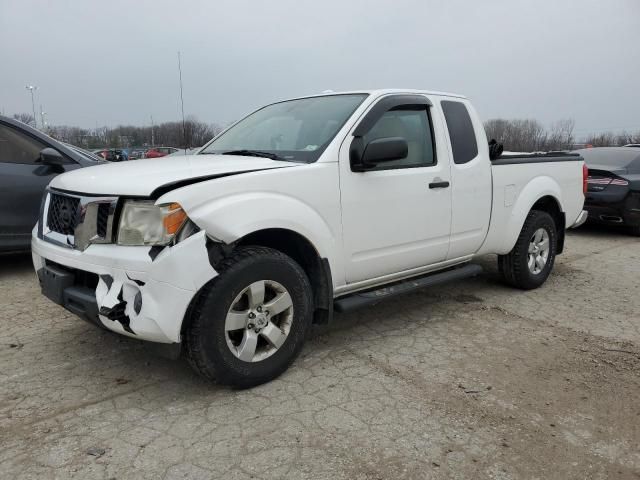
xmin=1 ymin=226 xmax=639 ymax=480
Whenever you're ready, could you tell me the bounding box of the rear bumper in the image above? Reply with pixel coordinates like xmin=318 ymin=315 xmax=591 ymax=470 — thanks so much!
xmin=32 ymin=230 xmax=217 ymax=343
xmin=570 ymin=210 xmax=588 ymax=229
xmin=584 ymin=191 xmax=640 ymax=227
xmin=584 ymin=203 xmax=640 ymax=227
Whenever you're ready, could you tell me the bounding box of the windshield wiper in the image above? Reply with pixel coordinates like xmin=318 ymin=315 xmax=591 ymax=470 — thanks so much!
xmin=221 ymin=149 xmax=289 ymax=161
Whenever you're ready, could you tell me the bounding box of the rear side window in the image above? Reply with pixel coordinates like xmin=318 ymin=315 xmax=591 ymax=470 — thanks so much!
xmin=441 ymin=101 xmax=478 ymax=164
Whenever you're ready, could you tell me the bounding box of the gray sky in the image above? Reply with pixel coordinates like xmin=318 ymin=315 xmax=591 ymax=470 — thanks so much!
xmin=1 ymin=0 xmax=638 ymax=138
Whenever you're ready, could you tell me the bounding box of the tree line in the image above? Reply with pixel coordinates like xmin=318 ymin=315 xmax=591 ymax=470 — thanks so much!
xmin=9 ymin=112 xmax=640 ymax=152
xmin=10 ymin=113 xmax=223 ymax=150
xmin=579 ymin=130 xmax=640 ymax=147
xmin=484 ymin=118 xmax=640 ymax=151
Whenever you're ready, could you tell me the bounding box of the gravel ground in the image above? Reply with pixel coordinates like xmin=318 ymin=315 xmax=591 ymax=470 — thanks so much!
xmin=1 ymin=225 xmax=639 ymax=480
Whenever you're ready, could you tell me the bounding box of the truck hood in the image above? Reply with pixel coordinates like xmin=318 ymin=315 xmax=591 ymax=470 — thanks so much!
xmin=50 ymin=154 xmax=298 ymax=196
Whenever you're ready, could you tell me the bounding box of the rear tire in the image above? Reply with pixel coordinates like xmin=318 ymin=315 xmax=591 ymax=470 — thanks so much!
xmin=498 ymin=210 xmax=557 ymax=290
xmin=184 ymin=246 xmax=313 ymax=388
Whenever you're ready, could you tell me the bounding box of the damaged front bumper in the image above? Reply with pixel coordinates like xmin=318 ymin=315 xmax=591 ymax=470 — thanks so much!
xmin=32 ymin=230 xmax=217 ymax=343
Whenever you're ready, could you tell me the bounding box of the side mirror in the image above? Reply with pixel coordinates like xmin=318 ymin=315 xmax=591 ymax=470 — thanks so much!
xmin=351 ymin=137 xmax=408 ymax=171
xmin=39 ymin=148 xmax=67 ymax=166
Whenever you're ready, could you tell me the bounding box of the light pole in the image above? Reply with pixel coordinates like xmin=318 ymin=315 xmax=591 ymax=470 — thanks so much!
xmin=40 ymin=105 xmax=47 ymax=131
xmin=25 ymin=85 xmax=38 ymax=128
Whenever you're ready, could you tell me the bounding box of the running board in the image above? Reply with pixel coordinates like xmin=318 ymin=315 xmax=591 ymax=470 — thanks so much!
xmin=333 ymin=264 xmax=483 ymax=313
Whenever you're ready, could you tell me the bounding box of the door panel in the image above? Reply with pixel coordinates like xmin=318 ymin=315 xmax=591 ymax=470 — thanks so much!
xmin=339 ymin=167 xmax=451 ymax=283
xmin=0 ymin=123 xmax=78 ymax=249
xmin=339 ymin=95 xmax=452 ymax=284
xmin=439 ymin=100 xmax=492 ymax=258
xmin=0 ymin=163 xmax=58 ymax=237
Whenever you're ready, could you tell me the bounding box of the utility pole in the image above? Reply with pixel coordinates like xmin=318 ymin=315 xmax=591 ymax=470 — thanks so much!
xmin=150 ymin=115 xmax=155 ymax=146
xmin=94 ymin=121 xmax=100 ymax=148
xmin=178 ymin=51 xmax=187 ymax=150
xmin=40 ymin=105 xmax=47 ymax=131
xmin=25 ymin=85 xmax=38 ymax=128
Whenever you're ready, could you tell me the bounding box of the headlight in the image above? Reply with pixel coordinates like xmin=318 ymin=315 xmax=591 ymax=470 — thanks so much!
xmin=117 ymin=201 xmax=189 ymax=246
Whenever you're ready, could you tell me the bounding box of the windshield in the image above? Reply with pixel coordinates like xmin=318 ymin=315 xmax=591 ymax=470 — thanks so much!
xmin=200 ymin=94 xmax=367 ymax=163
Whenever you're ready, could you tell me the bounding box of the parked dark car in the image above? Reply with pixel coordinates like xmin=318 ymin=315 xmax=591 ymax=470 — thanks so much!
xmin=0 ymin=116 xmax=102 ymax=252
xmin=577 ymin=147 xmax=640 ymax=235
xmin=92 ymin=148 xmax=128 ymax=161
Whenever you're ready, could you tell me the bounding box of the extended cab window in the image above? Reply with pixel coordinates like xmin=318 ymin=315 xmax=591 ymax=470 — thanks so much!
xmin=362 ymin=108 xmax=435 ymax=169
xmin=0 ymin=124 xmax=47 ymax=165
xmin=441 ymin=100 xmax=478 ymax=164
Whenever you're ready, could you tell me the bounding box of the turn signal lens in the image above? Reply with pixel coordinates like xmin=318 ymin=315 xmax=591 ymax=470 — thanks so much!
xmin=118 ymin=201 xmax=190 ymax=246
xmin=163 ymin=203 xmax=187 ymax=234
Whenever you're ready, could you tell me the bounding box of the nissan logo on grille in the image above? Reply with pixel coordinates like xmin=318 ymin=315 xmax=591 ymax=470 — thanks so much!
xmin=47 ymin=194 xmax=81 ymax=236
xmin=58 ymin=203 xmax=74 ymax=229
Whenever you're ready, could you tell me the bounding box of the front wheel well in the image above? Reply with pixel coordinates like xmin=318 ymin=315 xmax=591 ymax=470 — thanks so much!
xmin=235 ymin=229 xmax=333 ymax=324
xmin=181 ymin=229 xmax=333 ymax=339
xmin=530 ymin=196 xmax=566 ymax=254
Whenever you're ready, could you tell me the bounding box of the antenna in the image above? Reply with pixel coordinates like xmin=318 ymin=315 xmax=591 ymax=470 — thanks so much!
xmin=177 ymin=51 xmax=187 ymax=152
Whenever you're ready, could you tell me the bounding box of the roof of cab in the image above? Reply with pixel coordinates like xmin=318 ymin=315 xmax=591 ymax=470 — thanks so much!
xmin=288 ymin=88 xmax=467 ymax=101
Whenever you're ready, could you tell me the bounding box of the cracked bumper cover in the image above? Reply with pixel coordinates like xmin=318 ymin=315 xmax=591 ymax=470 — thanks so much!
xmin=32 ymin=230 xmax=217 ymax=343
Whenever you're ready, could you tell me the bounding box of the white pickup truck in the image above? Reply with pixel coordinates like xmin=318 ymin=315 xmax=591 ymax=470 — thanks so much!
xmin=32 ymin=89 xmax=587 ymax=386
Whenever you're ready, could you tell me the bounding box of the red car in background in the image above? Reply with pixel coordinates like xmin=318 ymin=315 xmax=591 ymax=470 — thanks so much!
xmin=144 ymin=147 xmax=179 ymax=158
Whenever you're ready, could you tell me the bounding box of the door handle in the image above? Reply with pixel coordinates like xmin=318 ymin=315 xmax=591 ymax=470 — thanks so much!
xmin=429 ymin=180 xmax=450 ymax=189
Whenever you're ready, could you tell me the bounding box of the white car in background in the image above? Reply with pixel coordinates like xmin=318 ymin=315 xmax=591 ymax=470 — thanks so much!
xmin=167 ymin=148 xmax=201 ymax=156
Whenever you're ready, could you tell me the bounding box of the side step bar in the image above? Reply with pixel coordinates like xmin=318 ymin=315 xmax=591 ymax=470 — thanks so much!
xmin=334 ymin=264 xmax=483 ymax=313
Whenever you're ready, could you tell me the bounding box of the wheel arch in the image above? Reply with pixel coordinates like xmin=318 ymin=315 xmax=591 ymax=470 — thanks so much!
xmin=530 ymin=195 xmax=566 ymax=254
xmin=236 ymin=228 xmax=333 ymax=325
xmin=181 ymin=228 xmax=333 ymax=340
xmin=501 ymin=177 xmax=566 ymax=254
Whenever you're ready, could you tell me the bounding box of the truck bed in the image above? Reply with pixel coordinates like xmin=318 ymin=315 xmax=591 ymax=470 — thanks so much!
xmin=476 ymin=151 xmax=585 ymax=257
xmin=492 ymin=152 xmax=583 ymax=166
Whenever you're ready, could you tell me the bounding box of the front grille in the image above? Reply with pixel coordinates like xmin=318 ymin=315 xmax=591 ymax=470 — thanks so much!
xmin=42 ymin=191 xmax=118 ymax=250
xmin=47 ymin=194 xmax=81 ymax=235
xmin=97 ymin=203 xmax=110 ymax=237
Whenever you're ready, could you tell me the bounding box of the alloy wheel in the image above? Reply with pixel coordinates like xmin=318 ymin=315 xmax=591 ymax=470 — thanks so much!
xmin=527 ymin=227 xmax=550 ymax=275
xmin=224 ymin=280 xmax=294 ymax=362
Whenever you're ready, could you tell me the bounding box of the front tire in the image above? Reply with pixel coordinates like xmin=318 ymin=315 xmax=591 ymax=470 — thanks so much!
xmin=498 ymin=210 xmax=557 ymax=290
xmin=184 ymin=246 xmax=313 ymax=388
